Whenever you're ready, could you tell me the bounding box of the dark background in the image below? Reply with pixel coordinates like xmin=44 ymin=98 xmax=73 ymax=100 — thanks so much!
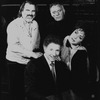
xmin=0 ymin=0 xmax=99 ymax=100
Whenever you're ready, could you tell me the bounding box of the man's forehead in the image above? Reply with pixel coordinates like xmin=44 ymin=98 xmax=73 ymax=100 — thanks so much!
xmin=24 ymin=3 xmax=35 ymax=9
xmin=47 ymin=43 xmax=60 ymax=48
xmin=51 ymin=5 xmax=62 ymax=11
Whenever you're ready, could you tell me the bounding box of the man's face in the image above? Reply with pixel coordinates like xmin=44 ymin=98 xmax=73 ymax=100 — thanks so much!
xmin=44 ymin=43 xmax=60 ymax=61
xmin=22 ymin=3 xmax=36 ymax=23
xmin=50 ymin=5 xmax=64 ymax=21
xmin=69 ymin=28 xmax=85 ymax=45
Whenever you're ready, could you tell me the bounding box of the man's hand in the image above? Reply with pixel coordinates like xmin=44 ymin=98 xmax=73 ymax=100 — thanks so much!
xmin=31 ymin=52 xmax=43 ymax=58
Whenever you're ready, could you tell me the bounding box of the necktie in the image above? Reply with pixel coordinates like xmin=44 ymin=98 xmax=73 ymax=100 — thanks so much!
xmin=50 ymin=61 xmax=56 ymax=81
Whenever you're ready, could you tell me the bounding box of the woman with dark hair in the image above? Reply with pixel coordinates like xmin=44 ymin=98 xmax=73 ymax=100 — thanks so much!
xmin=61 ymin=27 xmax=90 ymax=100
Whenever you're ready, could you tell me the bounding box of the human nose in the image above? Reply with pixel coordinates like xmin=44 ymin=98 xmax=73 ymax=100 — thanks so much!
xmin=28 ymin=10 xmax=34 ymax=15
xmin=74 ymin=36 xmax=77 ymax=39
xmin=55 ymin=11 xmax=60 ymax=16
xmin=52 ymin=51 xmax=56 ymax=56
xmin=73 ymin=34 xmax=78 ymax=39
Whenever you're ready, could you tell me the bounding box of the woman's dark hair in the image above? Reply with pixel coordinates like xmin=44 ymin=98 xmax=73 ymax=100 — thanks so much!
xmin=17 ymin=0 xmax=37 ymax=17
xmin=74 ymin=20 xmax=86 ymax=32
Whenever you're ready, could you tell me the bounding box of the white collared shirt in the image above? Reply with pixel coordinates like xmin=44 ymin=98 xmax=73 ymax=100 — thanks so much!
xmin=44 ymin=54 xmax=55 ymax=71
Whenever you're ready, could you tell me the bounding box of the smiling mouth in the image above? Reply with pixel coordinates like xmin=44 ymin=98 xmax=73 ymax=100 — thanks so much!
xmin=49 ymin=55 xmax=54 ymax=58
xmin=27 ymin=16 xmax=33 ymax=18
xmin=55 ymin=16 xmax=61 ymax=19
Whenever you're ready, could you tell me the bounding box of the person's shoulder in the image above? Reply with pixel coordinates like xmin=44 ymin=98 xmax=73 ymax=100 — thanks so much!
xmin=47 ymin=20 xmax=56 ymax=26
xmin=64 ymin=35 xmax=70 ymax=39
xmin=7 ymin=18 xmax=18 ymax=30
xmin=32 ymin=20 xmax=37 ymax=23
xmin=27 ymin=56 xmax=46 ymax=73
xmin=26 ymin=57 xmax=42 ymax=70
xmin=29 ymin=55 xmax=44 ymax=64
xmin=57 ymin=60 xmax=67 ymax=66
xmin=78 ymin=46 xmax=87 ymax=51
xmin=31 ymin=20 xmax=39 ymax=29
xmin=57 ymin=60 xmax=70 ymax=71
xmin=77 ymin=46 xmax=88 ymax=57
xmin=8 ymin=17 xmax=21 ymax=26
xmin=32 ymin=20 xmax=38 ymax=25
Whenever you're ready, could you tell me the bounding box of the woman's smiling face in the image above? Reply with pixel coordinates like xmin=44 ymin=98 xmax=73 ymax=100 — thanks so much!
xmin=69 ymin=28 xmax=85 ymax=45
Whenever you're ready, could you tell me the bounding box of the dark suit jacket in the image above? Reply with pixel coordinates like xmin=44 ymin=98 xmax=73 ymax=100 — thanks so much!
xmin=24 ymin=55 xmax=70 ymax=100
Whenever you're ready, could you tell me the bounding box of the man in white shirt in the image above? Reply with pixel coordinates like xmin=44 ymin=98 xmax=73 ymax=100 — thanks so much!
xmin=6 ymin=1 xmax=42 ymax=100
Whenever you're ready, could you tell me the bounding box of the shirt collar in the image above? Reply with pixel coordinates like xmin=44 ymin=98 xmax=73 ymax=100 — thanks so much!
xmin=44 ymin=54 xmax=55 ymax=70
xmin=44 ymin=54 xmax=51 ymax=65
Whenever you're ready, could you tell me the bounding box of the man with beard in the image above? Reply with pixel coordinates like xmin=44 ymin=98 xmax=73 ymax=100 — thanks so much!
xmin=6 ymin=1 xmax=42 ymax=100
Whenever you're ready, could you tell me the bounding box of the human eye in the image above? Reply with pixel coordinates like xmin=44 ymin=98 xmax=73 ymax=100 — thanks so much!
xmin=56 ymin=49 xmax=59 ymax=51
xmin=50 ymin=48 xmax=53 ymax=51
xmin=32 ymin=10 xmax=36 ymax=12
xmin=52 ymin=11 xmax=56 ymax=14
xmin=58 ymin=9 xmax=62 ymax=12
xmin=56 ymin=49 xmax=60 ymax=53
xmin=74 ymin=31 xmax=78 ymax=34
xmin=26 ymin=9 xmax=30 ymax=11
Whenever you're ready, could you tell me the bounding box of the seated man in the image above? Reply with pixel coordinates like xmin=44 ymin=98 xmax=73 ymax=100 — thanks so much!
xmin=24 ymin=35 xmax=70 ymax=100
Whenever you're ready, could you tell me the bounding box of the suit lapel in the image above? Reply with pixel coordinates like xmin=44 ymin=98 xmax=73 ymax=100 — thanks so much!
xmin=41 ymin=56 xmax=55 ymax=80
xmin=41 ymin=56 xmax=59 ymax=82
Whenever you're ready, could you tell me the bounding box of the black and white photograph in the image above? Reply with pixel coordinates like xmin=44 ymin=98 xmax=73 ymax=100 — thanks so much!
xmin=0 ymin=0 xmax=99 ymax=100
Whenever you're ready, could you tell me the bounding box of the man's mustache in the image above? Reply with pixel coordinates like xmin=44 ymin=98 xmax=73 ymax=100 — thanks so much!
xmin=27 ymin=15 xmax=33 ymax=17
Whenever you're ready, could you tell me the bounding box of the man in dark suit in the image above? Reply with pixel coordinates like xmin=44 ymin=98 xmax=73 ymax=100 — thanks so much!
xmin=24 ymin=35 xmax=70 ymax=100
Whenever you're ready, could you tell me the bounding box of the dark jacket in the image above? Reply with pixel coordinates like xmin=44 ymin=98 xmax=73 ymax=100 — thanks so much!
xmin=24 ymin=55 xmax=70 ymax=100
xmin=71 ymin=50 xmax=89 ymax=97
